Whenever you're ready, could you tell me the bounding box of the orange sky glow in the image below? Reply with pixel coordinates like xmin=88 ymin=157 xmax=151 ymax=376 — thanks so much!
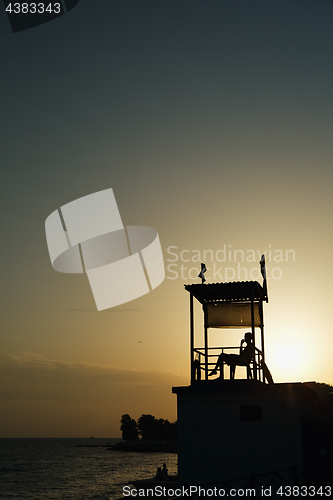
xmin=1 ymin=0 xmax=332 ymax=437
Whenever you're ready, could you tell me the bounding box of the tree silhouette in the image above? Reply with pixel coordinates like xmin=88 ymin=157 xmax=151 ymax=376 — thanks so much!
xmin=137 ymin=414 xmax=177 ymax=441
xmin=120 ymin=414 xmax=138 ymax=441
xmin=120 ymin=413 xmax=177 ymax=442
xmin=138 ymin=414 xmax=157 ymax=440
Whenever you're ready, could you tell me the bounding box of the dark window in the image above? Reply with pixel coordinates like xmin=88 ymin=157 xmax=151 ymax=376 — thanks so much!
xmin=240 ymin=405 xmax=262 ymax=421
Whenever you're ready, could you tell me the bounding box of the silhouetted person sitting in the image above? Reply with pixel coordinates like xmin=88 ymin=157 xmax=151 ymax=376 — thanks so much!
xmin=209 ymin=332 xmax=255 ymax=380
xmin=162 ymin=463 xmax=169 ymax=479
xmin=156 ymin=466 xmax=168 ymax=481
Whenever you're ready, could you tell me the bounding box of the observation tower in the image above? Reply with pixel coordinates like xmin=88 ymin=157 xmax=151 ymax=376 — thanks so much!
xmin=172 ymin=256 xmax=318 ymax=490
xmin=185 ymin=255 xmax=271 ymax=384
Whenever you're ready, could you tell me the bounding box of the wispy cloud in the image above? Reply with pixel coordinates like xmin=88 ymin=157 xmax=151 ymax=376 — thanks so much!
xmin=0 ymin=353 xmax=187 ymax=390
xmin=0 ymin=354 xmax=187 ymax=436
xmin=66 ymin=308 xmax=142 ymax=312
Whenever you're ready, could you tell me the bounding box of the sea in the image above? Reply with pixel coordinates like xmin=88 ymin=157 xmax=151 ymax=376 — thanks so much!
xmin=0 ymin=438 xmax=178 ymax=500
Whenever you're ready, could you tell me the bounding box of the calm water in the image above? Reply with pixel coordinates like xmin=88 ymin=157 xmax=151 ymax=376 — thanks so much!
xmin=0 ymin=438 xmax=178 ymax=500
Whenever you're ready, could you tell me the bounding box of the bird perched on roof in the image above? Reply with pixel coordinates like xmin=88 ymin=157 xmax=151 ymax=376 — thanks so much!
xmin=198 ymin=263 xmax=207 ymax=283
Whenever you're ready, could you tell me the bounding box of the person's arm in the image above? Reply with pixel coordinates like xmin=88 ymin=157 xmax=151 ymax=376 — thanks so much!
xmin=239 ymin=339 xmax=245 ymax=355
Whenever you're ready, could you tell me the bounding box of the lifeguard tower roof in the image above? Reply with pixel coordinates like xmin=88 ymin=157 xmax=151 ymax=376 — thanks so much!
xmin=184 ymin=281 xmax=267 ymax=304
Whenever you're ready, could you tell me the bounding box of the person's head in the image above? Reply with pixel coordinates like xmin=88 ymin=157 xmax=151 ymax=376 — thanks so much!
xmin=244 ymin=332 xmax=253 ymax=343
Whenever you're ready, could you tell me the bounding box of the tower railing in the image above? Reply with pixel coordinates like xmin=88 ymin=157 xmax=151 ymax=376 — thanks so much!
xmin=193 ymin=346 xmax=264 ymax=382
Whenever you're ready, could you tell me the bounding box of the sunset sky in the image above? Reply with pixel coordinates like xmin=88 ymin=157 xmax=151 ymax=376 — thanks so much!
xmin=1 ymin=0 xmax=332 ymax=437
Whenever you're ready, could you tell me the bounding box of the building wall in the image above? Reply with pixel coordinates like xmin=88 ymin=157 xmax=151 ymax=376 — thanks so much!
xmin=175 ymin=383 xmax=313 ymax=486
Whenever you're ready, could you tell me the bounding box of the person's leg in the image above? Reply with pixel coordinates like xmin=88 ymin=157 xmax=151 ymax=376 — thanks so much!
xmin=227 ymin=354 xmax=242 ymax=380
xmin=209 ymin=353 xmax=229 ymax=376
xmin=209 ymin=355 xmax=220 ymax=375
